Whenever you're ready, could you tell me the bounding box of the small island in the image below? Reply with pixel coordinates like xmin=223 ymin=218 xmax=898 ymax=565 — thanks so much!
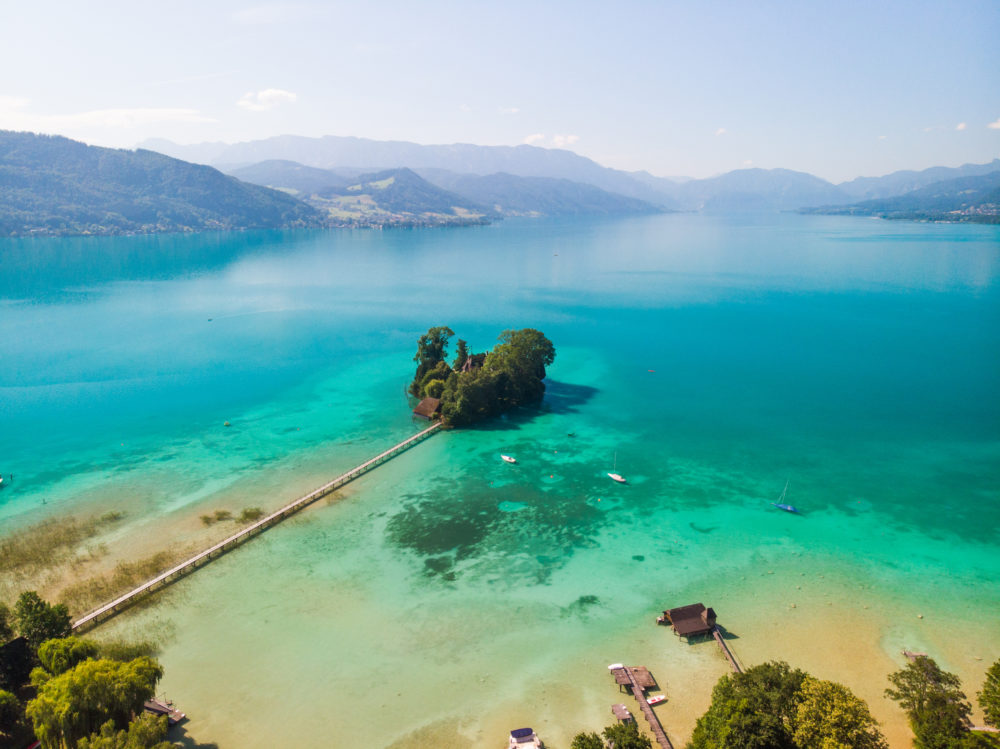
xmin=409 ymin=326 xmax=555 ymax=427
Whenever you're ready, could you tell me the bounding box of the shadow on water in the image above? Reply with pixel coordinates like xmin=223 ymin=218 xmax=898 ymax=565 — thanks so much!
xmin=169 ymin=725 xmax=220 ymax=749
xmin=447 ymin=380 xmax=597 ymax=434
xmin=541 ymin=379 xmax=599 ymax=415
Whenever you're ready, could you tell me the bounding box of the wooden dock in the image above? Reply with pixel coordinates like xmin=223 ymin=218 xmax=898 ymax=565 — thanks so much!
xmin=712 ymin=627 xmax=743 ymax=673
xmin=72 ymin=422 xmax=442 ymax=632
xmin=610 ymin=665 xmax=673 ymax=749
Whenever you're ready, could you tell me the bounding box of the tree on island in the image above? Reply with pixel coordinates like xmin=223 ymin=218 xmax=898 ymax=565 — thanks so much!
xmin=409 ymin=326 xmax=555 ymax=426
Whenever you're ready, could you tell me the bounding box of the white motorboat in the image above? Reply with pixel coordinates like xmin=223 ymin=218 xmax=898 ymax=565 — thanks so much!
xmin=501 ymin=454 xmax=517 ymax=464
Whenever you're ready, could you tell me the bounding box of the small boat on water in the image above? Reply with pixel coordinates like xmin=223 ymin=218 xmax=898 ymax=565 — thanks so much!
xmin=647 ymin=694 xmax=666 ymax=705
xmin=509 ymin=727 xmax=542 ymax=748
xmin=771 ymin=480 xmax=799 ymax=513
xmin=608 ymin=451 xmax=626 ymax=483
xmin=501 ymin=454 xmax=517 ymax=464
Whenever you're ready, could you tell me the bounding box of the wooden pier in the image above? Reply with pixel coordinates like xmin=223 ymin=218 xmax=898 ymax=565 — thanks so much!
xmin=72 ymin=422 xmax=442 ymax=632
xmin=712 ymin=627 xmax=743 ymax=673
xmin=610 ymin=665 xmax=673 ymax=749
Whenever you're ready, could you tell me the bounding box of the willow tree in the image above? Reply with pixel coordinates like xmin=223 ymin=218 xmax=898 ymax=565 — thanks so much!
xmin=26 ymin=657 xmax=163 ymax=749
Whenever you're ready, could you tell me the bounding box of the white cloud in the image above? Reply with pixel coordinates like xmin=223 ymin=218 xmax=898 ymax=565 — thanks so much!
xmin=551 ymin=134 xmax=580 ymax=148
xmin=0 ymin=95 xmax=29 ymax=111
xmin=499 ymin=106 xmax=520 ymax=115
xmin=458 ymin=103 xmax=471 ymax=113
xmin=956 ymin=122 xmax=967 ymax=131
xmin=0 ymin=99 xmax=216 ymax=132
xmin=988 ymin=118 xmax=1000 ymax=130
xmin=523 ymin=133 xmax=545 ymax=145
xmin=237 ymin=88 xmax=297 ymax=111
xmin=742 ymin=159 xmax=753 ymax=167
xmin=715 ymin=127 xmax=727 ymax=136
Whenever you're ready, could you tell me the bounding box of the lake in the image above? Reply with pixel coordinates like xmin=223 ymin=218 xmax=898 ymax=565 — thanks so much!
xmin=1 ymin=213 xmax=998 ymax=748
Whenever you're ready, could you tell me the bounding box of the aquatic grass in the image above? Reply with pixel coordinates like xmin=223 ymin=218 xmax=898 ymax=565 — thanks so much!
xmin=59 ymin=550 xmax=183 ymax=615
xmin=0 ymin=512 xmax=125 ymax=577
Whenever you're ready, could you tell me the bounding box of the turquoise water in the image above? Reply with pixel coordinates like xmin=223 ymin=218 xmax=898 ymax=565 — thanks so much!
xmin=1 ymin=214 xmax=998 ymax=747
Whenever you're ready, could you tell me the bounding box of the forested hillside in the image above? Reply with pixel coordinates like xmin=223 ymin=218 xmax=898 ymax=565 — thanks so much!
xmin=0 ymin=131 xmax=323 ymax=237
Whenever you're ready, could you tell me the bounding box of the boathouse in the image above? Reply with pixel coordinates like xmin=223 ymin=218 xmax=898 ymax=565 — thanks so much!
xmin=658 ymin=603 xmax=717 ymax=638
xmin=412 ymin=397 xmax=441 ymax=420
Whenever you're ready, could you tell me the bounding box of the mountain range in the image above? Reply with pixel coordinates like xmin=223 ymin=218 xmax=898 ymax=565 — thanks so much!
xmin=141 ymin=135 xmax=1000 ymax=214
xmin=228 ymin=160 xmax=663 ymax=218
xmin=804 ymin=171 xmax=1000 ymax=223
xmin=0 ymin=131 xmax=322 ymax=236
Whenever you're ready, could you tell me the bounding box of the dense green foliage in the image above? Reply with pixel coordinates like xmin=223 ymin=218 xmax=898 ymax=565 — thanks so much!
xmin=76 ymin=714 xmax=172 ymax=749
xmin=687 ymin=661 xmax=888 ymax=749
xmin=570 ymin=731 xmax=605 ymax=749
xmin=570 ymin=722 xmax=653 ymax=749
xmin=0 ymin=603 xmax=11 ymax=642
xmin=36 ymin=637 xmax=100 ymax=678
xmin=26 ymin=656 xmax=163 ymax=748
xmin=410 ymin=327 xmax=556 ymax=426
xmin=0 ymin=131 xmax=323 ymax=236
xmin=689 ymin=661 xmax=807 ymax=749
xmin=792 ymin=676 xmax=887 ymax=749
xmin=886 ymin=656 xmax=974 ymax=749
xmin=13 ymin=591 xmax=72 ymax=651
xmin=0 ymin=689 xmax=20 ymax=738
xmin=980 ymin=660 xmax=1000 ymax=728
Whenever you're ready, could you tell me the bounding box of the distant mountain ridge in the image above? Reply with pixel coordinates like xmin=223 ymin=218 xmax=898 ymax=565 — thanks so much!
xmin=838 ymin=159 xmax=1000 ymax=201
xmin=228 ymin=160 xmax=663 ymax=218
xmin=142 ymin=134 xmax=680 ymax=208
xmin=0 ymin=131 xmax=322 ymax=237
xmin=804 ymin=170 xmax=1000 ymax=223
xmin=144 ymin=134 xmax=1000 ymax=213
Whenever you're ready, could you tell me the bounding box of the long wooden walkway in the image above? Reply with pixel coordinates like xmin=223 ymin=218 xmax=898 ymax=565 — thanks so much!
xmin=73 ymin=422 xmax=442 ymax=632
xmin=613 ymin=666 xmax=673 ymax=749
xmin=713 ymin=627 xmax=743 ymax=673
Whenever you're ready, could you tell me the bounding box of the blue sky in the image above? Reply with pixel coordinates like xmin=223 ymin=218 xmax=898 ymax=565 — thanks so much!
xmin=2 ymin=0 xmax=998 ymax=182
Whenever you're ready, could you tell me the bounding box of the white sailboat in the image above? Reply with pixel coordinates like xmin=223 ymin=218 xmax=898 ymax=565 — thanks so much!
xmin=608 ymin=451 xmax=626 ymax=483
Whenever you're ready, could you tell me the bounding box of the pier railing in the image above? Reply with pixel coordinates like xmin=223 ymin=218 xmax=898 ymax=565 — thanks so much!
xmin=73 ymin=422 xmax=442 ymax=632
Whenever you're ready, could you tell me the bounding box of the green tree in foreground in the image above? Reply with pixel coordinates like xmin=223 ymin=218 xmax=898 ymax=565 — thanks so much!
xmin=886 ymin=656 xmax=972 ymax=749
xmin=688 ymin=661 xmax=806 ymax=749
xmin=13 ymin=592 xmax=72 ymax=651
xmin=76 ymin=714 xmax=172 ymax=749
xmin=410 ymin=326 xmax=454 ymax=396
xmin=570 ymin=731 xmax=605 ymax=749
xmin=37 ymin=636 xmax=100 ymax=677
xmin=26 ymin=656 xmax=162 ymax=749
xmin=979 ymin=659 xmax=1000 ymax=728
xmin=603 ymin=721 xmax=653 ymax=749
xmin=793 ymin=676 xmax=888 ymax=749
xmin=0 ymin=689 xmax=21 ymax=738
xmin=0 ymin=603 xmax=13 ymax=642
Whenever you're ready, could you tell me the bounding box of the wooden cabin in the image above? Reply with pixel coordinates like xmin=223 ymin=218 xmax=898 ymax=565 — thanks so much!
xmin=657 ymin=602 xmax=717 ymax=638
xmin=412 ymin=397 xmax=441 ymax=420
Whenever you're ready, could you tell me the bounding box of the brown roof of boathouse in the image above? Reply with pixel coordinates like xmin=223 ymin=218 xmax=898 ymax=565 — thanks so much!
xmin=661 ymin=603 xmax=717 ymax=637
xmin=412 ymin=397 xmax=441 ymax=420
